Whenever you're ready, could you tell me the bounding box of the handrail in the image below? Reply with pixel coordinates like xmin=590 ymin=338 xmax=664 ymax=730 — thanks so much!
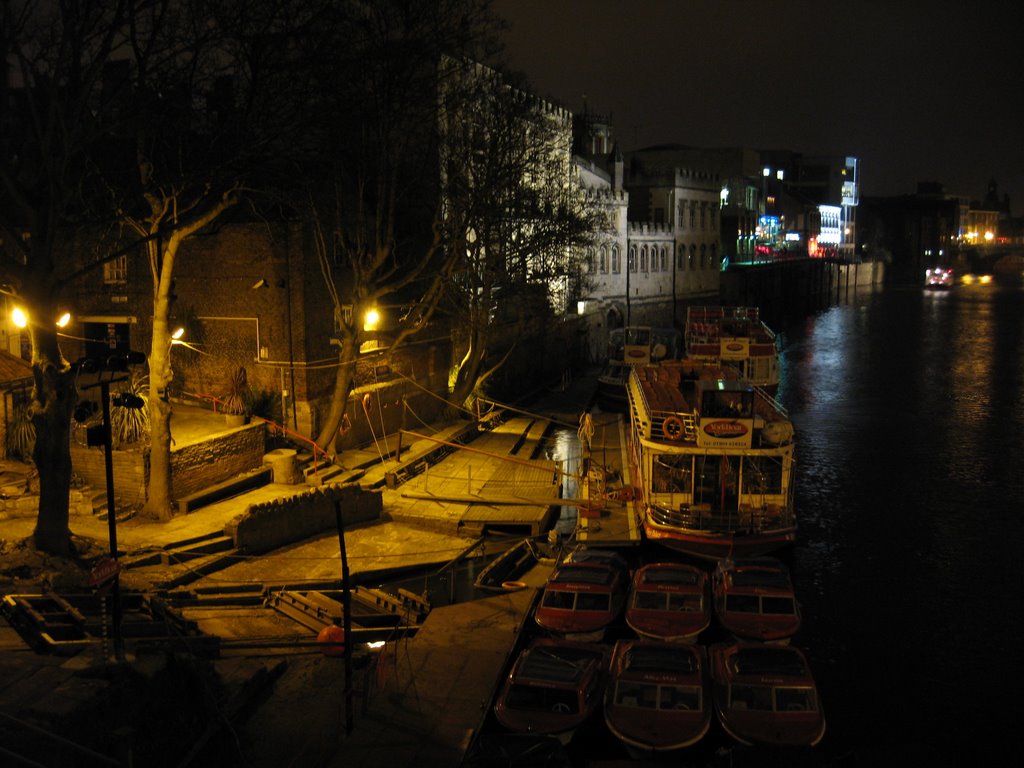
xmin=176 ymin=390 xmax=333 ymax=475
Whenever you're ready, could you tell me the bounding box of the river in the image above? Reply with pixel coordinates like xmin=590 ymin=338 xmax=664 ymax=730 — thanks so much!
xmin=776 ymin=280 xmax=1024 ymax=766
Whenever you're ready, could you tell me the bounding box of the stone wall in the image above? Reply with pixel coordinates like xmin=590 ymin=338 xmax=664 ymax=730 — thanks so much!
xmin=226 ymin=483 xmax=381 ymax=554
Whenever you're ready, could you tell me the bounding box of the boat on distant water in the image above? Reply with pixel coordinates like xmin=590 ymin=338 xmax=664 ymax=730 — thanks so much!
xmin=494 ymin=637 xmax=609 ymax=744
xmin=710 ymin=642 xmax=825 ymax=747
xmin=604 ymin=639 xmax=711 ymax=755
xmin=684 ymin=306 xmax=779 ymax=393
xmin=713 ymin=558 xmax=801 ymax=643
xmin=534 ymin=560 xmax=629 ymax=640
xmin=625 ymin=563 xmax=710 ymax=643
xmin=625 ymin=359 xmax=797 ymax=560
xmin=597 ymin=326 xmax=681 ymax=411
xmin=924 ymin=266 xmax=955 ymax=289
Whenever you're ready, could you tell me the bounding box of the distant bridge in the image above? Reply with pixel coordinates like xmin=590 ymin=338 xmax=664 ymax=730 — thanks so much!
xmin=961 ymin=243 xmax=1024 ymax=277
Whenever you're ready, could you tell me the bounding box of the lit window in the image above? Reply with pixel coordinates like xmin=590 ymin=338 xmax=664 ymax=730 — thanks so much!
xmin=104 ymin=255 xmax=127 ymax=284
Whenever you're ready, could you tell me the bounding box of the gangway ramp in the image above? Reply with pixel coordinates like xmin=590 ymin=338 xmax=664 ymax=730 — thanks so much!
xmin=386 ymin=418 xmax=562 ymax=536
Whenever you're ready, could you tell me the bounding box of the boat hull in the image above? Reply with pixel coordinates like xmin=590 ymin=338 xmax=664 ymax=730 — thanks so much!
xmin=642 ymin=515 xmax=796 ymax=561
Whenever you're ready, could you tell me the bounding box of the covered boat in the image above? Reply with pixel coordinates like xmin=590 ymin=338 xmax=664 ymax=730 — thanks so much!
xmin=494 ymin=637 xmax=609 ymax=744
xmin=597 ymin=326 xmax=681 ymax=411
xmin=535 ymin=560 xmax=628 ymax=640
xmin=684 ymin=307 xmax=779 ymax=393
xmin=625 ymin=563 xmax=710 ymax=643
xmin=626 ymin=360 xmax=797 ymax=560
xmin=713 ymin=558 xmax=801 ymax=643
xmin=604 ymin=639 xmax=711 ymax=754
xmin=710 ymin=641 xmax=825 ymax=747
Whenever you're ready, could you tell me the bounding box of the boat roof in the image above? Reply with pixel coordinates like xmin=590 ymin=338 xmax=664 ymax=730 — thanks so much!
xmin=518 ymin=643 xmax=602 ymax=684
xmin=551 ymin=563 xmax=617 ymax=587
xmin=622 ymin=643 xmax=699 ymax=675
xmin=728 ymin=646 xmax=810 ymax=678
xmin=720 ymin=559 xmax=792 ymax=590
xmin=638 ymin=564 xmax=702 ymax=587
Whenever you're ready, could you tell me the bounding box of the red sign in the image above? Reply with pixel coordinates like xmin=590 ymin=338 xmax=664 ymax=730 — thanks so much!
xmin=703 ymin=421 xmax=748 ymax=439
xmin=88 ymin=557 xmax=121 ymax=587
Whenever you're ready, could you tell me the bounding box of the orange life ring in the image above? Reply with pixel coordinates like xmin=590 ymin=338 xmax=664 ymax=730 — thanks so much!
xmin=501 ymin=581 xmax=527 ymax=591
xmin=662 ymin=416 xmax=685 ymax=441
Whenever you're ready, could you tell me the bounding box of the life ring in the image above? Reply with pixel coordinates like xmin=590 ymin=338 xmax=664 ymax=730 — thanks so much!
xmin=501 ymin=581 xmax=527 ymax=591
xmin=662 ymin=416 xmax=685 ymax=441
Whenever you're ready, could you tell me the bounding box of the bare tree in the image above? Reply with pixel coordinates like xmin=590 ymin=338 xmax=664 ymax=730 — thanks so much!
xmin=0 ymin=1 xmax=135 ymax=555
xmin=106 ymin=0 xmax=306 ymax=519
xmin=289 ymin=0 xmax=503 ymax=451
xmin=438 ymin=59 xmax=601 ymax=410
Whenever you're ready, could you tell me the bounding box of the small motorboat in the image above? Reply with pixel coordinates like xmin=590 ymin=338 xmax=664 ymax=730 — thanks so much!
xmin=625 ymin=562 xmax=710 ymax=643
xmin=713 ymin=558 xmax=800 ymax=643
xmin=535 ymin=559 xmax=628 ymax=641
xmin=604 ymin=639 xmax=711 ymax=755
xmin=494 ymin=637 xmax=609 ymax=744
xmin=710 ymin=641 xmax=825 ymax=747
xmin=924 ymin=266 xmax=954 ymax=289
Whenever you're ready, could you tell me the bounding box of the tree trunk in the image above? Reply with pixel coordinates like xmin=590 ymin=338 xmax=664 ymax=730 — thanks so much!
xmin=30 ymin=323 xmax=74 ymax=556
xmin=314 ymin=334 xmax=358 ymax=453
xmin=143 ymin=239 xmax=178 ymax=520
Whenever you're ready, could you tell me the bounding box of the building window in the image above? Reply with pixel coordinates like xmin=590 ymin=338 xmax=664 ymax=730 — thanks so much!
xmin=628 ymin=247 xmax=636 ymax=273
xmin=660 ymin=247 xmax=668 ymax=272
xmin=678 ymin=202 xmax=686 ymax=228
xmin=104 ymin=255 xmax=127 ymax=284
xmin=586 ymin=247 xmax=595 ymax=273
xmin=654 ymin=207 xmax=665 ymax=225
xmin=689 ymin=244 xmax=696 ymax=269
xmin=600 ymin=246 xmax=608 ymax=274
xmin=640 ymin=246 xmax=647 ymax=272
xmin=677 ymin=243 xmax=685 ymax=270
xmin=612 ymin=245 xmax=621 ymax=274
xmin=711 ymin=243 xmax=718 ymax=266
xmin=700 ymin=243 xmax=707 ymax=268
xmin=700 ymin=204 xmax=706 ymax=231
xmin=710 ymin=207 xmax=717 ymax=228
xmin=689 ymin=204 xmax=696 ymax=229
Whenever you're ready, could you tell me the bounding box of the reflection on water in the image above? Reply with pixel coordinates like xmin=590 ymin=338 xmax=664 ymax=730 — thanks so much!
xmin=776 ymin=282 xmax=1024 ymax=765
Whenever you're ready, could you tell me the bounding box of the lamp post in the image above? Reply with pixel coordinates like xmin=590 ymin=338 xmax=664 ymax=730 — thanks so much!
xmin=77 ymin=351 xmax=147 ymax=663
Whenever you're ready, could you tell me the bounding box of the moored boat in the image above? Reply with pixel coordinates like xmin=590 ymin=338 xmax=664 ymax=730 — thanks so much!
xmin=534 ymin=560 xmax=628 ymax=640
xmin=924 ymin=266 xmax=954 ymax=289
xmin=713 ymin=557 xmax=800 ymax=643
xmin=494 ymin=637 xmax=609 ymax=744
xmin=625 ymin=562 xmax=710 ymax=643
xmin=626 ymin=359 xmax=797 ymax=560
xmin=597 ymin=326 xmax=681 ymax=411
xmin=604 ymin=639 xmax=711 ymax=754
xmin=710 ymin=641 xmax=825 ymax=747
xmin=684 ymin=307 xmax=779 ymax=393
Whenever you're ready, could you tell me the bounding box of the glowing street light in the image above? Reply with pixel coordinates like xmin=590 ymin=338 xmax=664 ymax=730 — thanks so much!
xmin=363 ymin=309 xmax=380 ymax=331
xmin=57 ymin=312 xmax=71 ymax=328
xmin=11 ymin=307 xmax=27 ymax=328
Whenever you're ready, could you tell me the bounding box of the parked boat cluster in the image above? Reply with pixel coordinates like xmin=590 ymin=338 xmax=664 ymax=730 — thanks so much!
xmin=494 ymin=547 xmax=824 ymax=754
xmin=495 ymin=306 xmax=825 ymax=755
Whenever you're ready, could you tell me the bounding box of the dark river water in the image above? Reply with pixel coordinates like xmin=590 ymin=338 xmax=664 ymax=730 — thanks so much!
xmin=422 ymin=280 xmax=1024 ymax=767
xmin=775 ymin=281 xmax=1024 ymax=767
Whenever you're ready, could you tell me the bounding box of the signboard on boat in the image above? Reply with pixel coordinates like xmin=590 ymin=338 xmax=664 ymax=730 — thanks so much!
xmin=719 ymin=338 xmax=750 ymax=359
xmin=697 ymin=418 xmax=753 ymax=449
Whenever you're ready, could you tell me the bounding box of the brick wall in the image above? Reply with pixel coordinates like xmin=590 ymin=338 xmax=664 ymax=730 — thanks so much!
xmin=70 ymin=421 xmax=265 ymax=504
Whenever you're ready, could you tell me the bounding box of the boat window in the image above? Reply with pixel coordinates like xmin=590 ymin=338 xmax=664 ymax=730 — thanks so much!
xmin=660 ymin=685 xmax=701 ymax=711
xmin=742 ymin=456 xmax=783 ymax=494
xmin=725 ymin=594 xmax=761 ymax=613
xmin=652 ymin=455 xmax=692 ymax=493
xmin=667 ymin=593 xmax=703 ymax=612
xmin=576 ymin=593 xmax=611 ymax=611
xmin=761 ymin=596 xmax=797 ymax=615
xmin=542 ymin=589 xmax=575 ymax=609
xmin=506 ymin=684 xmax=579 ymax=714
xmin=729 ymin=683 xmax=773 ymax=711
xmin=634 ymin=591 xmax=667 ymax=610
xmin=776 ymin=687 xmax=817 ymax=712
xmin=615 ymin=681 xmax=653 ymax=708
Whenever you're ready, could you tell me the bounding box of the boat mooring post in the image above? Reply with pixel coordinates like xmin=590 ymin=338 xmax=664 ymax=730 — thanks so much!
xmin=333 ymin=499 xmax=355 ymax=737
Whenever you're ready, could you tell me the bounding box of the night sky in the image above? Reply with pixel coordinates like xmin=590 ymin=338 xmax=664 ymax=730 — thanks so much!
xmin=492 ymin=0 xmax=1023 ymax=211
